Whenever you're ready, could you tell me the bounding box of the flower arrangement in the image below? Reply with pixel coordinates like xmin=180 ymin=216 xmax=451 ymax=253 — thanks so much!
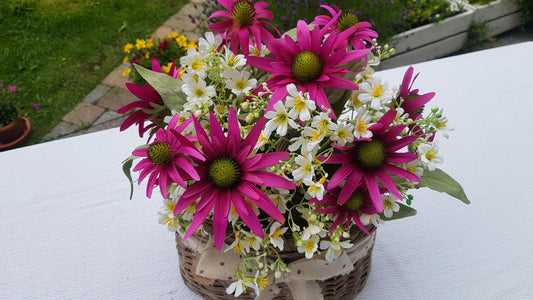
xmin=122 ymin=32 xmax=198 ymax=83
xmin=121 ymin=0 xmax=468 ymax=298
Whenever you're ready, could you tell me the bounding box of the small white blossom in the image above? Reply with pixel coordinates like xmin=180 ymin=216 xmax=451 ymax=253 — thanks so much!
xmin=285 ymin=84 xmax=315 ymax=121
xmin=226 ymin=275 xmax=247 ymax=297
xmin=221 ymin=47 xmax=247 ymax=69
xmin=311 ymin=112 xmax=333 ymax=133
xmin=300 ymin=223 xmax=323 ymax=241
xmin=358 ymin=77 xmax=394 ymax=110
xmin=242 ymin=230 xmax=262 ymax=252
xmin=320 ymin=239 xmax=353 ymax=261
xmin=418 ymin=143 xmax=443 ymax=171
xmin=292 ymin=153 xmax=315 ymax=185
xmin=353 ymin=110 xmax=373 ymax=139
xmin=181 ymin=74 xmax=216 ymax=106
xmin=405 ymin=160 xmax=424 ymax=177
xmin=198 ymin=31 xmax=223 ymax=54
xmin=382 ymin=194 xmax=400 ymax=218
xmin=179 ymin=47 xmax=207 ymax=78
xmin=223 ymin=69 xmax=257 ymax=96
xmin=268 ymin=222 xmax=288 ymax=251
xmin=268 ymin=189 xmax=289 ymax=214
xmin=329 ymin=122 xmax=354 ymax=146
xmin=360 ymin=213 xmax=383 ymax=226
xmin=248 ymin=43 xmax=269 ymax=56
xmin=298 ymin=234 xmax=320 ymax=259
xmin=265 ymin=101 xmax=298 ymax=136
xmin=307 ymin=176 xmax=326 ymax=200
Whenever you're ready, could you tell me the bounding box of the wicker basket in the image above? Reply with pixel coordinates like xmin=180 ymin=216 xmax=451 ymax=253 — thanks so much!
xmin=176 ymin=224 xmax=376 ymax=300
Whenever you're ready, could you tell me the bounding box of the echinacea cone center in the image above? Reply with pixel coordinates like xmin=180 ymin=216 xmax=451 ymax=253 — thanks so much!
xmin=291 ymin=51 xmax=323 ymax=83
xmin=232 ymin=0 xmax=256 ymax=27
xmin=338 ymin=12 xmax=359 ymax=32
xmin=148 ymin=142 xmax=172 ymax=167
xmin=344 ymin=191 xmax=365 ymax=211
xmin=354 ymin=139 xmax=386 ymax=169
xmin=208 ymin=157 xmax=241 ymax=188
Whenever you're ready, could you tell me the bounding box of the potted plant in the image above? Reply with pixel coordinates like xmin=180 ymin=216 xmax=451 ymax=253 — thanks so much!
xmin=0 ymin=84 xmax=32 ymax=151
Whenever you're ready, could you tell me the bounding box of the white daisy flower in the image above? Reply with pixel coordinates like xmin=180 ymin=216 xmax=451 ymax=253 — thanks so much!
xmin=302 ymin=127 xmax=326 ymax=152
xmin=360 ymin=213 xmax=383 ymax=226
xmin=320 ymin=239 xmax=353 ymax=261
xmin=179 ymin=47 xmax=207 ymax=78
xmin=198 ymin=31 xmax=222 ymax=54
xmin=300 ymin=223 xmax=323 ymax=241
xmin=382 ymin=194 xmax=400 ymax=218
xmin=405 ymin=160 xmax=424 ymax=177
xmin=221 ymin=47 xmax=247 ymax=69
xmin=268 ymin=222 xmax=288 ymax=251
xmin=226 ymin=232 xmax=247 ymax=253
xmin=311 ymin=112 xmax=333 ymax=133
xmin=181 ymin=74 xmax=216 ymax=106
xmin=354 ymin=66 xmax=374 ymax=85
xmin=353 ymin=109 xmax=373 ymax=139
xmin=329 ymin=122 xmax=354 ymax=146
xmin=297 ymin=234 xmax=320 ymax=259
xmin=265 ymin=101 xmax=298 ymax=136
xmin=358 ymin=77 xmax=394 ymax=110
xmin=292 ymin=153 xmax=315 ymax=186
xmin=242 ymin=230 xmax=262 ymax=252
xmin=255 ymin=129 xmax=271 ymax=150
xmin=223 ymin=69 xmax=257 ymax=96
xmin=418 ymin=143 xmax=443 ymax=171
xmin=226 ymin=275 xmax=247 ymax=297
xmin=268 ymin=189 xmax=289 ymax=214
xmin=285 ymin=84 xmax=316 ymax=121
xmin=288 ymin=134 xmax=307 ymax=152
xmin=248 ymin=43 xmax=269 ymax=56
xmin=307 ymin=176 xmax=326 ymax=200
xmin=158 ymin=196 xmax=179 ymax=231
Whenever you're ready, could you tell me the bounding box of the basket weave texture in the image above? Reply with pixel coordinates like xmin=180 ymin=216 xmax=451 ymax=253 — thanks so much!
xmin=175 ymin=224 xmax=376 ymax=300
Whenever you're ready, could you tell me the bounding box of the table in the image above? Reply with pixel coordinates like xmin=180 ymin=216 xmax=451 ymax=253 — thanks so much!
xmin=2 ymin=42 xmax=533 ymax=299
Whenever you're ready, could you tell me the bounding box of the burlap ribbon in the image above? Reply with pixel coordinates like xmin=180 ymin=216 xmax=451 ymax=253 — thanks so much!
xmin=182 ymin=233 xmax=375 ymax=300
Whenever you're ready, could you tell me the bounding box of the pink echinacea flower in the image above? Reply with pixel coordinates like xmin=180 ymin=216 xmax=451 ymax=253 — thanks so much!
xmin=247 ymin=20 xmax=370 ymax=119
xmin=320 ymin=109 xmax=420 ymax=212
xmin=209 ymin=0 xmax=279 ymax=56
xmin=397 ymin=66 xmax=435 ymax=120
xmin=132 ymin=121 xmax=203 ymax=198
xmin=173 ymin=108 xmax=295 ymax=250
xmin=312 ymin=5 xmax=378 ymax=50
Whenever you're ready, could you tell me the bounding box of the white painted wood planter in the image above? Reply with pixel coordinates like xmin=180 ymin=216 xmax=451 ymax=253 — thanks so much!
xmin=461 ymin=0 xmax=521 ymax=36
xmin=379 ymin=4 xmax=474 ymax=69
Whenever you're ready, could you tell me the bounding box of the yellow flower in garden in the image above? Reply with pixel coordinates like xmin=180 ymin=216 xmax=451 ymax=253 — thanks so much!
xmin=161 ymin=62 xmax=173 ymax=74
xmin=124 ymin=43 xmax=133 ymax=53
xmin=144 ymin=52 xmax=150 ymax=59
xmin=146 ymin=38 xmax=154 ymax=48
xmin=123 ymin=56 xmax=129 ymax=63
xmin=122 ymin=69 xmax=131 ymax=76
xmin=135 ymin=38 xmax=146 ymax=50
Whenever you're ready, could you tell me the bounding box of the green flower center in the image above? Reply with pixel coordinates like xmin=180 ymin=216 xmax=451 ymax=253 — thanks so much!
xmin=338 ymin=12 xmax=359 ymax=32
xmin=232 ymin=0 xmax=256 ymax=27
xmin=291 ymin=50 xmax=323 ymax=83
xmin=354 ymin=139 xmax=386 ymax=169
xmin=148 ymin=142 xmax=172 ymax=167
xmin=208 ymin=157 xmax=242 ymax=188
xmin=344 ymin=191 xmax=365 ymax=211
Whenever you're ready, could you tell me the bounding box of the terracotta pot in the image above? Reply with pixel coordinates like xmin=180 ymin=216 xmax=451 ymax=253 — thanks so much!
xmin=0 ymin=117 xmax=31 ymax=151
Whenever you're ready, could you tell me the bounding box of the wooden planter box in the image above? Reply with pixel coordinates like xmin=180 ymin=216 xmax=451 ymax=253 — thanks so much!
xmin=379 ymin=3 xmax=474 ymax=69
xmin=463 ymin=0 xmax=521 ymax=36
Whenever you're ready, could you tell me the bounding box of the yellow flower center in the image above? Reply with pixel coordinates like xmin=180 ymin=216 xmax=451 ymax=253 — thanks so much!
xmin=372 ymin=85 xmax=384 ymax=98
xmin=354 ymin=139 xmax=386 ymax=169
xmin=291 ymin=50 xmax=323 ymax=83
xmin=338 ymin=11 xmax=359 ymax=31
xmin=232 ymin=0 xmax=256 ymax=27
xmin=148 ymin=142 xmax=172 ymax=167
xmin=208 ymin=157 xmax=241 ymax=188
xmin=356 ymin=118 xmax=367 ymax=133
xmin=190 ymin=58 xmax=205 ymax=72
xmin=304 ymin=239 xmax=316 ymax=253
xmin=425 ymin=150 xmax=438 ymax=161
xmin=344 ymin=191 xmax=365 ymax=211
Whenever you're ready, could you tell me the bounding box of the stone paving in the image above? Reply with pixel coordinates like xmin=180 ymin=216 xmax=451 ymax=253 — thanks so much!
xmin=41 ymin=0 xmax=206 ymax=142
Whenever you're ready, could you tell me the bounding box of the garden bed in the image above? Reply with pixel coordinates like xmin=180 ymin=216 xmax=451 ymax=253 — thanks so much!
xmin=379 ymin=2 xmax=474 ymax=69
xmin=463 ymin=0 xmax=521 ymax=36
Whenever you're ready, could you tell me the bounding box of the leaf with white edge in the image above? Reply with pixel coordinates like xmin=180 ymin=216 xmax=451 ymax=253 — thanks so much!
xmin=418 ymin=168 xmax=470 ymax=204
xmin=381 ymin=202 xmax=417 ymax=221
xmin=134 ymin=64 xmax=186 ymax=112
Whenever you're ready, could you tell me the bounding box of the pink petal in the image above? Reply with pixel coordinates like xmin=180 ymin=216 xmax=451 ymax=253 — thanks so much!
xmin=337 ymin=171 xmax=363 ymax=205
xmin=233 ymin=192 xmax=264 ymax=237
xmin=383 ymin=164 xmax=420 ymax=183
xmin=386 ymin=152 xmax=419 ymax=164
xmin=243 ymin=152 xmax=288 ymax=171
xmin=327 ymin=163 xmax=357 ymax=189
xmin=252 ymin=170 xmax=295 ymax=189
xmin=375 ymin=169 xmax=403 ymax=200
xmin=183 ymin=200 xmax=214 ymax=240
xmin=364 ymin=175 xmax=383 ymax=212
xmin=213 ymin=190 xmax=232 ymax=250
xmin=247 ymin=184 xmax=285 ymax=223
xmin=242 ymin=117 xmax=266 ymax=149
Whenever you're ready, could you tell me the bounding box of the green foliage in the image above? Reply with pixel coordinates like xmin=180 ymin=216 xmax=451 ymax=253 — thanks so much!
xmin=468 ymin=0 xmax=494 ymax=5
xmin=0 ymin=103 xmax=18 ymax=127
xmin=418 ymin=168 xmax=470 ymax=204
xmin=518 ymin=0 xmax=533 ymax=29
xmin=461 ymin=21 xmax=495 ymax=53
xmin=0 ymin=0 xmax=187 ymax=144
xmin=134 ymin=64 xmax=187 ymax=113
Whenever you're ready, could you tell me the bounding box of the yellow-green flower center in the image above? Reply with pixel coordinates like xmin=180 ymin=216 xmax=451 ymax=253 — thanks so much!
xmin=354 ymin=139 xmax=386 ymax=169
xmin=208 ymin=157 xmax=241 ymax=188
xmin=232 ymin=0 xmax=256 ymax=27
xmin=148 ymin=142 xmax=172 ymax=167
xmin=338 ymin=12 xmax=359 ymax=32
xmin=344 ymin=191 xmax=365 ymax=211
xmin=291 ymin=50 xmax=323 ymax=83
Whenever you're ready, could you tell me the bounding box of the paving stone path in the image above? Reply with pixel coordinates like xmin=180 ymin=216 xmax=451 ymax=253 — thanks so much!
xmin=42 ymin=0 xmax=206 ymax=142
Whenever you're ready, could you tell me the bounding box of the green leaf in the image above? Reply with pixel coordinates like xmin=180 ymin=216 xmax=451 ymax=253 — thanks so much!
xmin=133 ymin=64 xmax=186 ymax=112
xmin=122 ymin=155 xmax=136 ymax=200
xmin=381 ymin=202 xmax=417 ymax=221
xmin=418 ymin=168 xmax=470 ymax=204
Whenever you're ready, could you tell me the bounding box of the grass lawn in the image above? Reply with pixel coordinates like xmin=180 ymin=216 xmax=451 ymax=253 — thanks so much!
xmin=0 ymin=0 xmax=187 ymax=145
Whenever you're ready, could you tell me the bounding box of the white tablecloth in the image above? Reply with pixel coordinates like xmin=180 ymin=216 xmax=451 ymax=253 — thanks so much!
xmin=2 ymin=42 xmax=533 ymax=299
